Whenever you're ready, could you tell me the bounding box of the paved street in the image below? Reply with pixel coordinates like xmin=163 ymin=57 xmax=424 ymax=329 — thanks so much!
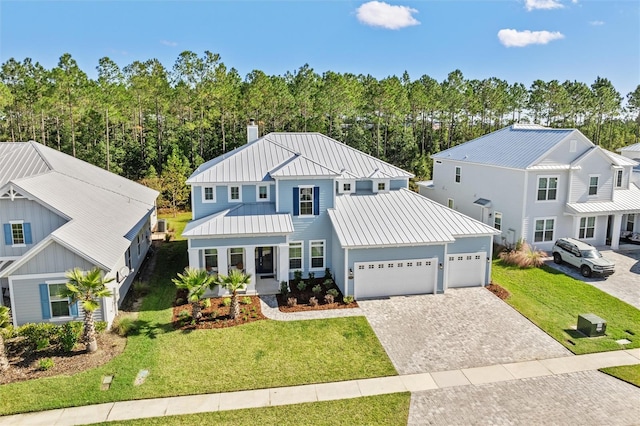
xmin=358 ymin=287 xmax=571 ymax=374
xmin=545 ymin=247 xmax=640 ymax=309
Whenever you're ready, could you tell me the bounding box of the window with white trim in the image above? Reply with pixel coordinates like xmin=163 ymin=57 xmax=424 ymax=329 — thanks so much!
xmin=202 ymin=186 xmax=215 ymax=203
xmin=11 ymin=222 xmax=24 ymax=245
xmin=309 ymin=240 xmax=325 ymax=270
xmin=137 ymin=233 xmax=142 ymax=257
xmin=627 ymin=214 xmax=635 ymax=232
xmin=377 ymin=182 xmax=386 ymax=191
xmin=229 ymin=248 xmax=244 ymax=269
xmin=455 ymin=166 xmax=461 ymax=183
xmin=588 ymin=176 xmax=598 ymax=196
xmin=579 ymin=217 xmax=596 ymax=239
xmin=289 ymin=242 xmax=303 ymax=270
xmin=615 ymin=170 xmax=623 ymax=188
xmin=49 ymin=283 xmax=71 ymax=318
xmin=534 ymin=218 xmax=555 ymax=242
xmin=257 ymin=185 xmax=269 ymax=201
xmin=229 ymin=186 xmax=241 ymax=202
xmin=204 ymin=249 xmax=218 ymax=273
xmin=447 ymin=198 xmax=454 ymax=209
xmin=299 ymin=187 xmax=313 ymax=216
xmin=343 ymin=183 xmax=351 ymax=192
xmin=537 ymin=176 xmax=558 ymax=201
xmin=494 ymin=212 xmax=502 ymax=231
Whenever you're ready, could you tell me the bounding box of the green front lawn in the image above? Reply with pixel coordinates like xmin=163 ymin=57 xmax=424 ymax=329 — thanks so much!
xmin=159 ymin=212 xmax=191 ymax=240
xmin=93 ymin=393 xmax=411 ymax=426
xmin=492 ymin=261 xmax=640 ymax=354
xmin=0 ymin=241 xmax=396 ymax=415
xmin=600 ymin=365 xmax=640 ymax=387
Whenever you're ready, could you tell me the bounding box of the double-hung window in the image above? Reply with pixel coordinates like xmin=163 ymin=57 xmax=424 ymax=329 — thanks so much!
xmin=202 ymin=186 xmax=215 ymax=202
xmin=588 ymin=176 xmax=599 ymax=196
xmin=537 ymin=177 xmax=558 ymax=201
xmin=289 ymin=242 xmax=302 ymax=270
xmin=494 ymin=212 xmax=502 ymax=231
xmin=49 ymin=283 xmax=71 ymax=317
xmin=615 ymin=170 xmax=623 ymax=188
xmin=579 ymin=217 xmax=595 ymax=239
xmin=455 ymin=166 xmax=461 ymax=183
xmin=3 ymin=221 xmax=32 ymax=246
xmin=257 ymin=185 xmax=269 ymax=201
xmin=627 ymin=214 xmax=635 ymax=232
xmin=204 ymin=249 xmax=218 ymax=273
xmin=229 ymin=186 xmax=241 ymax=202
xmin=534 ymin=218 xmax=555 ymax=242
xmin=11 ymin=223 xmax=24 ymax=245
xmin=229 ymin=248 xmax=244 ymax=269
xmin=310 ymin=240 xmax=325 ymax=270
xmin=299 ymin=187 xmax=313 ymax=216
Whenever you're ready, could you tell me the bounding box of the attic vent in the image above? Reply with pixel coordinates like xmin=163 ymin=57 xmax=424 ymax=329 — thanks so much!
xmin=570 ymin=139 xmax=577 ymax=153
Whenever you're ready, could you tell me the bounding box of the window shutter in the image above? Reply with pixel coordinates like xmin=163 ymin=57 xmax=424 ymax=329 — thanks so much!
xmin=3 ymin=224 xmax=11 ymax=245
xmin=23 ymin=223 xmax=32 ymax=244
xmin=313 ymin=187 xmax=320 ymax=215
xmin=293 ymin=188 xmax=299 ymax=216
xmin=39 ymin=284 xmax=51 ymax=320
xmin=70 ymin=300 xmax=79 ymax=316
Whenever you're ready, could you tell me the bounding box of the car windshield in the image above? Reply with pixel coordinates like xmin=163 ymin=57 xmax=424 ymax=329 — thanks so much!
xmin=581 ymin=250 xmax=601 ymax=259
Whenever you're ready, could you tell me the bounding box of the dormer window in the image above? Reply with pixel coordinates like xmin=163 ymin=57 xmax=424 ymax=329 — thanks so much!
xmin=615 ymin=169 xmax=623 ymax=188
xmin=343 ymin=183 xmax=351 ymax=192
xmin=337 ymin=180 xmax=355 ymax=195
xmin=378 ymin=182 xmax=386 ymax=191
xmin=229 ymin=185 xmax=242 ymax=202
xmin=373 ymin=179 xmax=389 ymax=193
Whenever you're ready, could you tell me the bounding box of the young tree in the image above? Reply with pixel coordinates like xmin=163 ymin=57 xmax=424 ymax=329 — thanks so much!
xmin=161 ymin=147 xmax=191 ymax=216
xmin=172 ymin=267 xmax=217 ymax=321
xmin=216 ymin=270 xmax=251 ymax=319
xmin=0 ymin=306 xmax=10 ymax=371
xmin=63 ymin=267 xmax=113 ymax=353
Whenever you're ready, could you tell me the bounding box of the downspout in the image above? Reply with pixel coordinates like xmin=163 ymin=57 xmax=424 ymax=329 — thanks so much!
xmin=344 ymin=247 xmax=349 ymax=296
xmin=521 ymin=170 xmax=529 ymax=243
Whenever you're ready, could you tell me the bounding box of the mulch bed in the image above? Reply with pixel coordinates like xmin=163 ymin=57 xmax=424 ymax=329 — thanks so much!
xmin=0 ymin=332 xmax=126 ymax=385
xmin=172 ymin=295 xmax=266 ymax=330
xmin=486 ymin=283 xmax=510 ymax=300
xmin=277 ymin=279 xmax=358 ymax=312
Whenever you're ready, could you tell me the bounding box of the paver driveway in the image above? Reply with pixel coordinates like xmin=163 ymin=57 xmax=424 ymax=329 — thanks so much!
xmin=358 ymin=287 xmax=571 ymax=375
xmin=545 ymin=248 xmax=640 ymax=309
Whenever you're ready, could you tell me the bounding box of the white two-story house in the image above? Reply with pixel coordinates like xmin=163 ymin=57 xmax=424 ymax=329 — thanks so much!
xmin=183 ymin=125 xmax=498 ymax=300
xmin=0 ymin=142 xmax=158 ymax=326
xmin=418 ymin=124 xmax=640 ymax=251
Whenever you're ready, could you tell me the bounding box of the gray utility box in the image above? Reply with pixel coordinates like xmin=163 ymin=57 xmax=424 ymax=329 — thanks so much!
xmin=577 ymin=313 xmax=606 ymax=337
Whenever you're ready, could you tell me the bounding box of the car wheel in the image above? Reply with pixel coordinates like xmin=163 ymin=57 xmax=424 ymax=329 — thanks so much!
xmin=580 ymin=265 xmax=592 ymax=278
xmin=553 ymin=253 xmax=562 ymax=264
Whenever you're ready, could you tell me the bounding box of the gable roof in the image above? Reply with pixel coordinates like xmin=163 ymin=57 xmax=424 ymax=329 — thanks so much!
xmin=0 ymin=141 xmax=158 ymax=275
xmin=328 ymin=189 xmax=498 ymax=248
xmin=188 ymin=132 xmax=413 ymax=184
xmin=431 ymin=124 xmax=576 ymax=169
xmin=620 ymin=142 xmax=640 ymax=154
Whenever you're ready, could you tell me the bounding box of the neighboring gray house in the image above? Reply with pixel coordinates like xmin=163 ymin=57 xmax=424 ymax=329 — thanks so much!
xmin=418 ymin=124 xmax=640 ymax=251
xmin=619 ymin=142 xmax=640 ymax=187
xmin=0 ymin=142 xmax=158 ymax=326
xmin=183 ymin=126 xmax=498 ymax=300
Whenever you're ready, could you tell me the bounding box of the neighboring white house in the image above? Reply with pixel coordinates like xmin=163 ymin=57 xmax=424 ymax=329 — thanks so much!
xmin=418 ymin=124 xmax=640 ymax=251
xmin=0 ymin=142 xmax=158 ymax=326
xmin=620 ymin=142 xmax=640 ymax=187
xmin=183 ymin=126 xmax=499 ymax=300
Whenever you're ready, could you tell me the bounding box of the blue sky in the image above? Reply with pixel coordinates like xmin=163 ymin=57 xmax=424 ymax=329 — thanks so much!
xmin=1 ymin=0 xmax=638 ymax=98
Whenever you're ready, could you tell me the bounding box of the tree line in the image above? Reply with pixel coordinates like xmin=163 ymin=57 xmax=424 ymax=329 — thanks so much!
xmin=1 ymin=52 xmax=639 ymax=210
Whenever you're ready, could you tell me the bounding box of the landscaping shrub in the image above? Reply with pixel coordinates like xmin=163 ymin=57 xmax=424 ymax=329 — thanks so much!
xmin=323 ymin=267 xmax=332 ymax=281
xmin=309 ymin=296 xmax=318 ymax=307
xmin=95 ymin=321 xmax=108 ymax=334
xmin=287 ymin=297 xmax=297 ymax=307
xmin=38 ymin=358 xmax=54 ymax=371
xmin=324 ymin=294 xmax=335 ymax=304
xmin=312 ymin=284 xmax=322 ymax=295
xmin=242 ymin=296 xmax=252 ymax=305
xmin=279 ymin=281 xmax=289 ymax=295
xmin=222 ymin=298 xmax=231 ymax=307
xmin=499 ymin=243 xmax=546 ymax=268
xmin=308 ymin=272 xmax=315 ymax=282
xmin=296 ymin=281 xmax=307 ymax=292
xmin=17 ymin=323 xmax=58 ymax=350
xmin=293 ymin=270 xmax=303 ymax=285
xmin=323 ymin=279 xmax=333 ymax=289
xmin=343 ymin=296 xmax=354 ymax=304
xmin=327 ymin=288 xmax=339 ymax=298
xmin=59 ymin=322 xmax=83 ymax=352
xmin=202 ymin=298 xmax=212 ymax=309
xmin=111 ymin=314 xmax=138 ymax=337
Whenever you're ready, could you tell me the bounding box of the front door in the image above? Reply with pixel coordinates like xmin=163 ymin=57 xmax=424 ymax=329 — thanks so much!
xmin=255 ymin=247 xmax=274 ymax=274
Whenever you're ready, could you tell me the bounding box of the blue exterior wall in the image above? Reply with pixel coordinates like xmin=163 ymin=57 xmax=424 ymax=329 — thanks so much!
xmin=390 ymin=179 xmax=408 ymax=190
xmin=192 ymin=184 xmax=275 ymax=220
xmin=355 ymin=180 xmax=373 ymax=192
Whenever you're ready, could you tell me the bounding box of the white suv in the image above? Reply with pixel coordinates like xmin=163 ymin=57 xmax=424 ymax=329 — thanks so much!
xmin=552 ymin=237 xmax=615 ymax=278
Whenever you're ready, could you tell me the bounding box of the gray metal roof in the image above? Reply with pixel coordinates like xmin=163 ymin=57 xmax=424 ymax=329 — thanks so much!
xmin=0 ymin=142 xmax=51 ymax=186
xmin=182 ymin=203 xmax=294 ymax=237
xmin=566 ymin=184 xmax=640 ymax=215
xmin=432 ymin=125 xmax=576 ymax=169
xmin=188 ymin=132 xmax=413 ymax=184
xmin=621 ymin=143 xmax=640 ymax=153
xmin=0 ymin=141 xmax=158 ymax=273
xmin=604 ymin=149 xmax=638 ymax=167
xmin=328 ymin=189 xmax=498 ymax=248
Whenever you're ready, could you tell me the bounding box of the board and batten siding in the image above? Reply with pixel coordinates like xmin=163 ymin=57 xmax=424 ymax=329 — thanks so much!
xmin=11 ymin=276 xmax=105 ymax=326
xmin=12 ymin=241 xmax=96 ymax=276
xmin=0 ymin=198 xmax=67 ymax=257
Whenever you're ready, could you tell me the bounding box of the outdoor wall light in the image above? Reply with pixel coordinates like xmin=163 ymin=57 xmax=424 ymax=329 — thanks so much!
xmin=487 ymin=257 xmax=490 ymax=263
xmin=348 ymin=268 xmax=354 ymax=279
xmin=438 ymin=263 xmax=443 ymax=269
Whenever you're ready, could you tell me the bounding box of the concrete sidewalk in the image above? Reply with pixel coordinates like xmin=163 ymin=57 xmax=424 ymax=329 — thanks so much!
xmin=1 ymin=349 xmax=638 ymax=426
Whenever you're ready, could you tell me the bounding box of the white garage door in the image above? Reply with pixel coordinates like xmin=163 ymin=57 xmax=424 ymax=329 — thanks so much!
xmin=446 ymin=252 xmax=487 ymax=288
xmin=354 ymin=258 xmax=438 ymax=299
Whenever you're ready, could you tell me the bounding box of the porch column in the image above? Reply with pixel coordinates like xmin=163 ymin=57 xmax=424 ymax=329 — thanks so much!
xmin=245 ymin=246 xmax=256 ymax=293
xmin=188 ymin=248 xmax=200 ymax=269
xmin=218 ymin=248 xmax=228 ymax=277
xmin=277 ymin=243 xmax=289 ymax=284
xmin=571 ymin=216 xmax=580 ymax=238
xmin=611 ymin=214 xmax=623 ymax=250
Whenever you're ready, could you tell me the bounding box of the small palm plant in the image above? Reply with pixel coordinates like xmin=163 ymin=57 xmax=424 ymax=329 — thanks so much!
xmin=63 ymin=267 xmax=113 ymax=353
xmin=216 ymin=270 xmax=251 ymax=319
xmin=172 ymin=268 xmax=218 ymax=322
xmin=0 ymin=306 xmax=11 ymax=371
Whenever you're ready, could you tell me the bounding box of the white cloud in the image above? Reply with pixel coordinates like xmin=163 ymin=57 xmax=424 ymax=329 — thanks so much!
xmin=589 ymin=20 xmax=604 ymax=26
xmin=525 ymin=0 xmax=564 ymax=11
xmin=356 ymin=1 xmax=420 ymax=30
xmin=498 ymin=29 xmax=565 ymax=47
xmin=160 ymin=40 xmax=178 ymax=47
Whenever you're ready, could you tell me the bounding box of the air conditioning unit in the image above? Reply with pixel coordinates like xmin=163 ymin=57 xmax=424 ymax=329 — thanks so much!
xmin=156 ymin=219 xmax=166 ymax=233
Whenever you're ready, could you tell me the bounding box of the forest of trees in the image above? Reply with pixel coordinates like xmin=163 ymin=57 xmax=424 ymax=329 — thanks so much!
xmin=1 ymin=52 xmax=639 ymax=210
